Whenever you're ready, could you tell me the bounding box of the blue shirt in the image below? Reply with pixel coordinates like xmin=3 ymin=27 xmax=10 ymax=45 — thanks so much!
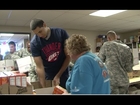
xmin=30 ymin=27 xmax=69 ymax=79
xmin=66 ymin=52 xmax=110 ymax=94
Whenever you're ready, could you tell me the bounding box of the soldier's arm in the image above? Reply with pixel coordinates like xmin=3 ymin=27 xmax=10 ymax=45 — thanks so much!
xmin=124 ymin=49 xmax=133 ymax=72
xmin=98 ymin=44 xmax=106 ymax=62
xmin=33 ymin=56 xmax=46 ymax=88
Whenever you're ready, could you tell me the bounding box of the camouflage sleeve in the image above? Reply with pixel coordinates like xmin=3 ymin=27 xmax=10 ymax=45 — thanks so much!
xmin=4 ymin=54 xmax=11 ymax=60
xmin=98 ymin=43 xmax=106 ymax=62
xmin=17 ymin=49 xmax=24 ymax=57
xmin=28 ymin=65 xmax=38 ymax=82
xmin=124 ymin=49 xmax=133 ymax=72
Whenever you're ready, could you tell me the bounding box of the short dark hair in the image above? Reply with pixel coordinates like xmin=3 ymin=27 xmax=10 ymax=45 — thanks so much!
xmin=8 ymin=41 xmax=16 ymax=46
xmin=30 ymin=18 xmax=44 ymax=30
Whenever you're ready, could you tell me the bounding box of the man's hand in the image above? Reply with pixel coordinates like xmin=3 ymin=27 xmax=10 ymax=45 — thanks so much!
xmin=53 ymin=76 xmax=60 ymax=86
xmin=62 ymin=90 xmax=70 ymax=95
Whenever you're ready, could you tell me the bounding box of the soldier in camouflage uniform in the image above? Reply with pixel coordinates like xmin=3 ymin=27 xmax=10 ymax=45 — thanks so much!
xmin=18 ymin=41 xmax=38 ymax=82
xmin=4 ymin=41 xmax=21 ymax=70
xmin=98 ymin=30 xmax=133 ymax=94
xmin=4 ymin=41 xmax=19 ymax=59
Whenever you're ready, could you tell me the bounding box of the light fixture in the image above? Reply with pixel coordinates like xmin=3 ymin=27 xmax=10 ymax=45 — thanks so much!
xmin=0 ymin=33 xmax=14 ymax=36
xmin=89 ymin=10 xmax=127 ymax=17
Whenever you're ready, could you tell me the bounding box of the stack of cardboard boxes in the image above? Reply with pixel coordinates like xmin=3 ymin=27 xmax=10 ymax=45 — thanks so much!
xmin=0 ymin=71 xmax=33 ymax=94
xmin=0 ymin=55 xmax=66 ymax=95
xmin=0 ymin=71 xmax=66 ymax=94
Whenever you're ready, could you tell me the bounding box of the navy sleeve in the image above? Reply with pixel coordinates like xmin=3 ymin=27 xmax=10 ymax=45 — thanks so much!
xmin=62 ymin=29 xmax=69 ymax=39
xmin=61 ymin=29 xmax=69 ymax=45
xmin=30 ymin=41 xmax=41 ymax=57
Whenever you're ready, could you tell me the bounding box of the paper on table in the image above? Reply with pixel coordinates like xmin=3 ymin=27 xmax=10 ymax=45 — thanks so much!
xmin=16 ymin=56 xmax=32 ymax=73
xmin=0 ymin=60 xmax=5 ymax=72
xmin=5 ymin=59 xmax=14 ymax=71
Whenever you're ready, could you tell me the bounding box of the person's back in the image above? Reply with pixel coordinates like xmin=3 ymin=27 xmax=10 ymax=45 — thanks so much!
xmin=67 ymin=52 xmax=110 ymax=94
xmin=65 ymin=34 xmax=110 ymax=94
xmin=98 ymin=30 xmax=133 ymax=94
xmin=99 ymin=41 xmax=133 ymax=87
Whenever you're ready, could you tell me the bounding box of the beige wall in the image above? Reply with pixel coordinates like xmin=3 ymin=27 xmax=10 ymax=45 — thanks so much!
xmin=119 ymin=30 xmax=140 ymax=42
xmin=0 ymin=26 xmax=31 ymax=33
xmin=0 ymin=25 xmax=114 ymax=52
xmin=64 ymin=29 xmax=106 ymax=52
xmin=25 ymin=28 xmax=107 ymax=53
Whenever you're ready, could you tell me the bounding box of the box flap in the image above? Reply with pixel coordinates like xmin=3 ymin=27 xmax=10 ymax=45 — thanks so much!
xmin=35 ymin=87 xmax=54 ymax=94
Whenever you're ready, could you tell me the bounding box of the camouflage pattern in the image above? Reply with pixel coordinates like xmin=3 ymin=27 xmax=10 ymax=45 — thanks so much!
xmin=4 ymin=51 xmax=21 ymax=60
xmin=18 ymin=48 xmax=32 ymax=57
xmin=98 ymin=40 xmax=133 ymax=94
xmin=19 ymin=48 xmax=38 ymax=82
xmin=111 ymin=85 xmax=129 ymax=94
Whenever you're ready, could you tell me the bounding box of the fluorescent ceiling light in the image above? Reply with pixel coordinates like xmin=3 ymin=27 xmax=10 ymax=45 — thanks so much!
xmin=0 ymin=33 xmax=14 ymax=36
xmin=89 ymin=10 xmax=127 ymax=17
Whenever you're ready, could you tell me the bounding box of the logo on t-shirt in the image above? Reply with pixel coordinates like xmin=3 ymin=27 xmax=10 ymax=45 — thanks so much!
xmin=42 ymin=42 xmax=61 ymax=62
xmin=102 ymin=70 xmax=108 ymax=78
xmin=48 ymin=51 xmax=60 ymax=62
xmin=102 ymin=70 xmax=110 ymax=82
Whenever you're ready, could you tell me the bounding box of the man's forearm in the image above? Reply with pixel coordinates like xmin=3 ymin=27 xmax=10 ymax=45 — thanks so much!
xmin=56 ymin=56 xmax=70 ymax=78
xmin=39 ymin=77 xmax=46 ymax=88
xmin=36 ymin=68 xmax=46 ymax=88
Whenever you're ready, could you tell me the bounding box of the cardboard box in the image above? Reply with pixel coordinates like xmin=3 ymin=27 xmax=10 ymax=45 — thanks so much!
xmin=5 ymin=60 xmax=15 ymax=71
xmin=128 ymin=72 xmax=133 ymax=78
xmin=9 ymin=72 xmax=27 ymax=87
xmin=0 ymin=71 xmax=35 ymax=94
xmin=133 ymin=70 xmax=140 ymax=77
xmin=35 ymin=87 xmax=55 ymax=94
xmin=16 ymin=56 xmax=32 ymax=73
xmin=9 ymin=85 xmax=33 ymax=94
xmin=35 ymin=85 xmax=66 ymax=95
xmin=0 ymin=60 xmax=14 ymax=72
xmin=0 ymin=75 xmax=9 ymax=85
xmin=0 ymin=83 xmax=9 ymax=94
xmin=128 ymin=70 xmax=140 ymax=79
xmin=31 ymin=80 xmax=53 ymax=89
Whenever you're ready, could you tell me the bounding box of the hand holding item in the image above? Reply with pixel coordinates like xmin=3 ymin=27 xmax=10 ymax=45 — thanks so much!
xmin=62 ymin=89 xmax=71 ymax=95
xmin=53 ymin=85 xmax=68 ymax=94
xmin=53 ymin=76 xmax=60 ymax=86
